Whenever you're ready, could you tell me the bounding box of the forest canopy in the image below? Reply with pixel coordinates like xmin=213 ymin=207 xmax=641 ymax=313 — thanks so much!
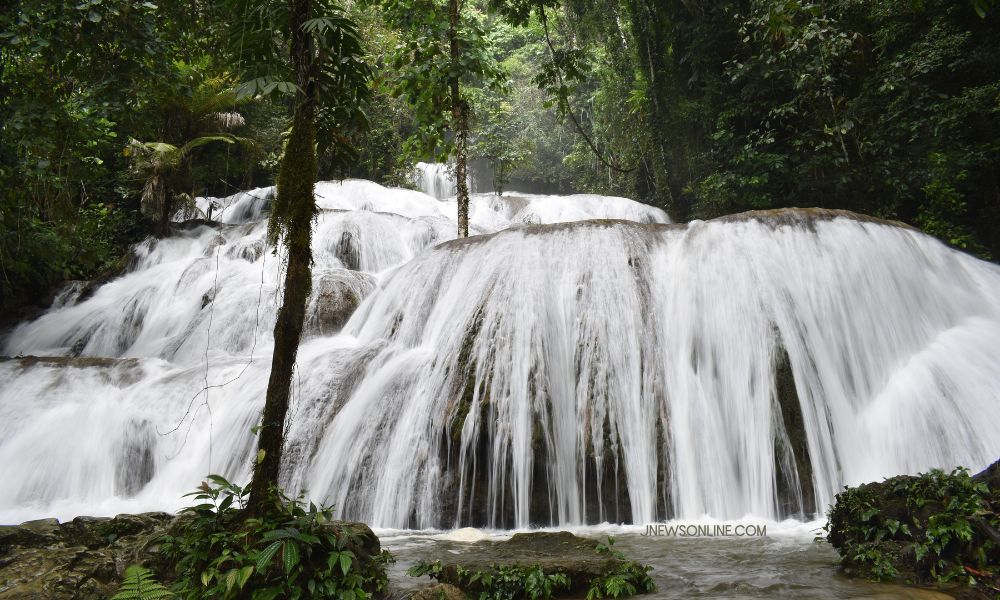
xmin=1 ymin=0 xmax=998 ymax=317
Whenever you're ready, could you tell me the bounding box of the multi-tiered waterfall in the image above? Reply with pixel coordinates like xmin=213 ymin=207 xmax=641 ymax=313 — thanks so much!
xmin=1 ymin=179 xmax=998 ymax=529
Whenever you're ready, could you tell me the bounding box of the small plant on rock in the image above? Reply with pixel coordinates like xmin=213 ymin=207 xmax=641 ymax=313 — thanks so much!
xmin=586 ymin=537 xmax=656 ymax=599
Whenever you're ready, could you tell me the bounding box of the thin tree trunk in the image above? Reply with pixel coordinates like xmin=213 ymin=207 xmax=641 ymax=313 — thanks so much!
xmin=449 ymin=0 xmax=470 ymax=238
xmin=246 ymin=0 xmax=316 ymax=515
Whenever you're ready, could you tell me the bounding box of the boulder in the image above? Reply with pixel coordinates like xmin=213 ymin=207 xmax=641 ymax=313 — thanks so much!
xmin=409 ymin=583 xmax=467 ymax=600
xmin=305 ymin=269 xmax=376 ymax=337
xmin=414 ymin=531 xmax=646 ymax=598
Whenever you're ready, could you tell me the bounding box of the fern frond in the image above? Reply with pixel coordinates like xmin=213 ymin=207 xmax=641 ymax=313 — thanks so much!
xmin=111 ymin=565 xmax=173 ymax=600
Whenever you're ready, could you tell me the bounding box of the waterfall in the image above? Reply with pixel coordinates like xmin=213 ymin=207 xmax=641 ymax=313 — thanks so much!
xmin=1 ymin=181 xmax=998 ymax=530
xmin=413 ymin=162 xmax=478 ymax=199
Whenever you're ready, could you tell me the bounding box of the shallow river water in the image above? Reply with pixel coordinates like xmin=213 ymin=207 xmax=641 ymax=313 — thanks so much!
xmin=378 ymin=523 xmax=953 ymax=600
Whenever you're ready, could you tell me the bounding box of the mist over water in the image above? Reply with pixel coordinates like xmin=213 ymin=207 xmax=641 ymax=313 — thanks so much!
xmin=1 ymin=177 xmax=998 ymax=531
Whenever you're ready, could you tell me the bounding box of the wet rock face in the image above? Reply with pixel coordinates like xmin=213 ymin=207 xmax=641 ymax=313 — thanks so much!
xmin=304 ymin=270 xmax=377 ymax=337
xmin=0 ymin=512 xmax=172 ymax=600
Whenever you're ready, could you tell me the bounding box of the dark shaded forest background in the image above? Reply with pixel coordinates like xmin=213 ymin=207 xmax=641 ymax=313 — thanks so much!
xmin=2 ymin=0 xmax=998 ymax=319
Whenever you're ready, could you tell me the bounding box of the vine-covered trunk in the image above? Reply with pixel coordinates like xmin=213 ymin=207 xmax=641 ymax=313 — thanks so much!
xmin=449 ymin=0 xmax=470 ymax=238
xmin=246 ymin=0 xmax=316 ymax=515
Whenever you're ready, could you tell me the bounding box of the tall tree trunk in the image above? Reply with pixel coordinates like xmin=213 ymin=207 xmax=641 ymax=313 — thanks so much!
xmin=449 ymin=0 xmax=470 ymax=238
xmin=628 ymin=0 xmax=678 ymax=218
xmin=246 ymin=0 xmax=316 ymax=515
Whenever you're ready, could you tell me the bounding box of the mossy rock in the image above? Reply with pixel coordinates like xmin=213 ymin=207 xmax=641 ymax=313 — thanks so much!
xmin=409 ymin=531 xmax=654 ymax=598
xmin=826 ymin=460 xmax=1000 ymax=597
xmin=0 ymin=514 xmax=170 ymax=600
xmin=409 ymin=582 xmax=467 ymax=600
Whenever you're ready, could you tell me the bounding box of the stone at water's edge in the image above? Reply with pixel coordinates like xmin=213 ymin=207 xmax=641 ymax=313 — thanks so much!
xmin=409 ymin=582 xmax=467 ymax=600
xmin=412 ymin=531 xmax=636 ymax=598
xmin=0 ymin=513 xmax=382 ymax=600
xmin=976 ymin=459 xmax=1000 ymax=492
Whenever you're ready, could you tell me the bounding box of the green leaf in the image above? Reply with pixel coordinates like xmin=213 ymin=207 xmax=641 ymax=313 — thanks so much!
xmin=283 ymin=540 xmax=300 ymax=574
xmin=225 ymin=568 xmax=238 ymax=592
xmin=238 ymin=565 xmax=254 ymax=588
xmin=257 ymin=540 xmax=282 ymax=571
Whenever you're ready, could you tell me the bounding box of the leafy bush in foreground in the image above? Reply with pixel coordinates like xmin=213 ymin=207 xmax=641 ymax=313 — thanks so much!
xmin=826 ymin=467 xmax=999 ymax=592
xmin=160 ymin=475 xmax=392 ymax=600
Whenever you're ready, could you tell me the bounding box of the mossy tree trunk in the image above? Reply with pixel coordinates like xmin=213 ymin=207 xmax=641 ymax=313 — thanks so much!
xmin=450 ymin=0 xmax=470 ymax=238
xmin=246 ymin=0 xmax=316 ymax=515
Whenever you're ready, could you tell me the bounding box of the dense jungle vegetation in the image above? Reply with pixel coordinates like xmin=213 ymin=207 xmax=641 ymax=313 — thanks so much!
xmin=2 ymin=0 xmax=998 ymax=318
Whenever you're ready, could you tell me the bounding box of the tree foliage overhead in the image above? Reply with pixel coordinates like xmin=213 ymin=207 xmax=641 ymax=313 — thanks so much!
xmin=1 ymin=0 xmax=999 ymax=323
xmin=619 ymin=0 xmax=1000 ymax=257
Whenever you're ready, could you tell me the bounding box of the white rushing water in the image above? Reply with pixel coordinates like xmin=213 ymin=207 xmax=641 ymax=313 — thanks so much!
xmin=413 ymin=162 xmax=458 ymax=199
xmin=1 ymin=179 xmax=998 ymax=530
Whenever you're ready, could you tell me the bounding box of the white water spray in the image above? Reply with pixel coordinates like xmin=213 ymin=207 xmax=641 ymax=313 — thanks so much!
xmin=1 ymin=181 xmax=998 ymax=530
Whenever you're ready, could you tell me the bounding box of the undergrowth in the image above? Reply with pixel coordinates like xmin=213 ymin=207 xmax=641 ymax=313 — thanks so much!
xmin=159 ymin=475 xmax=392 ymax=599
xmin=826 ymin=467 xmax=999 ymax=590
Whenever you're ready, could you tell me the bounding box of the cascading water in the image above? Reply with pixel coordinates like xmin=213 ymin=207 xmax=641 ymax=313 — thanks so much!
xmin=1 ymin=181 xmax=998 ymax=531
xmin=412 ymin=162 xmax=479 ymax=199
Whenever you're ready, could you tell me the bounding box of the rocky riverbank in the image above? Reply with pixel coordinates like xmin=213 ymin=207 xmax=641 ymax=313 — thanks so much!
xmin=0 ymin=512 xmax=171 ymax=599
xmin=0 ymin=512 xmax=381 ymax=599
xmin=1 ymin=513 xmax=656 ymax=600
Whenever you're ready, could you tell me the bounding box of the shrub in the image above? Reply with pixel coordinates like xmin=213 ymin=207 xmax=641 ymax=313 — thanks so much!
xmin=826 ymin=467 xmax=1000 ymax=586
xmin=160 ymin=475 xmax=392 ymax=600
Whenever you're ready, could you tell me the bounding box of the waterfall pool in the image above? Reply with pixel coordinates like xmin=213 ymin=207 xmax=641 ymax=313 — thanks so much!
xmin=379 ymin=523 xmax=952 ymax=599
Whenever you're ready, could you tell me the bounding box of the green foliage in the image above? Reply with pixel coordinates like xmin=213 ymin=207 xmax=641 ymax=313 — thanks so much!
xmin=125 ymin=63 xmax=259 ymax=229
xmin=586 ymin=537 xmax=655 ymax=599
xmin=473 ymin=96 xmax=530 ymax=194
xmin=0 ymin=1 xmax=265 ymax=316
xmin=382 ymin=0 xmax=505 ymax=161
xmin=221 ymin=0 xmax=371 ymax=163
xmin=625 ymin=0 xmax=1000 ymax=256
xmin=408 ymin=560 xmax=570 ymax=600
xmin=0 ymin=196 xmax=137 ymax=316
xmin=826 ymin=467 xmax=1000 ymax=586
xmin=111 ymin=565 xmax=174 ymax=600
xmin=161 ymin=475 xmax=392 ymax=600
